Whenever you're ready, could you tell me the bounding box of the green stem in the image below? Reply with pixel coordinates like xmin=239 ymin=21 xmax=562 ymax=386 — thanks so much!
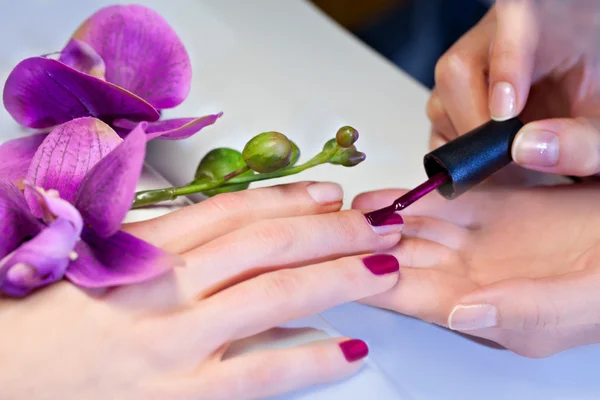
xmin=132 ymin=165 xmax=250 ymax=208
xmin=132 ymin=148 xmax=340 ymax=209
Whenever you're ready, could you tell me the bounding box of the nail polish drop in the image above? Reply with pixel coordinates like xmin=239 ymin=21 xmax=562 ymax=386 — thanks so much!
xmin=365 ymin=172 xmax=449 ymax=226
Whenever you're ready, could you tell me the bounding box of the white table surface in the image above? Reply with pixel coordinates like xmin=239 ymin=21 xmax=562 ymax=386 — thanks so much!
xmin=2 ymin=1 xmax=600 ymax=399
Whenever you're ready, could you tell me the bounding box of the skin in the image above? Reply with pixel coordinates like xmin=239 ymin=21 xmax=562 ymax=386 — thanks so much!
xmin=0 ymin=182 xmax=403 ymax=400
xmin=354 ymin=0 xmax=600 ymax=358
xmin=354 ymin=183 xmax=600 ymax=358
xmin=428 ymin=0 xmax=600 ymax=177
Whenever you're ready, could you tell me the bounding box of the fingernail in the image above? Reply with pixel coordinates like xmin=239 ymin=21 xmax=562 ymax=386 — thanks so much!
xmin=512 ymin=129 xmax=559 ymax=167
xmin=306 ymin=182 xmax=343 ymax=205
xmin=362 ymin=254 xmax=400 ymax=276
xmin=448 ymin=304 xmax=498 ymax=331
xmin=368 ymin=212 xmax=404 ymax=235
xmin=339 ymin=339 xmax=369 ymax=362
xmin=490 ymin=81 xmax=516 ymax=121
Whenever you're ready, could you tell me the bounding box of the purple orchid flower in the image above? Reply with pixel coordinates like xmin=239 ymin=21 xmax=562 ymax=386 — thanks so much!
xmin=2 ymin=4 xmax=222 ymax=140
xmin=0 ymin=117 xmax=181 ymax=297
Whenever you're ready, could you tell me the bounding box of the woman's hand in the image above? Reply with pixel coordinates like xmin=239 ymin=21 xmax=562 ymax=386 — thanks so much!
xmin=429 ymin=0 xmax=600 ymax=177
xmin=353 ymin=185 xmax=600 ymax=358
xmin=0 ymin=182 xmax=403 ymax=400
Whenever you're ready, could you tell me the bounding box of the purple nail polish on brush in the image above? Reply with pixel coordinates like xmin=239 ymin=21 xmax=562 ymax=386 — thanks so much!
xmin=365 ymin=172 xmax=448 ymax=226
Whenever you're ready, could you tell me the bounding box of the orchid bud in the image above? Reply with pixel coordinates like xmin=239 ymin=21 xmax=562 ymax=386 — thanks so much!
xmin=323 ymin=138 xmax=338 ymax=153
xmin=289 ymin=140 xmax=301 ymax=166
xmin=242 ymin=132 xmax=293 ymax=173
xmin=335 ymin=126 xmax=359 ymax=148
xmin=195 ymin=148 xmax=247 ymax=181
xmin=329 ymin=145 xmax=366 ymax=167
xmin=195 ymin=148 xmax=253 ymax=196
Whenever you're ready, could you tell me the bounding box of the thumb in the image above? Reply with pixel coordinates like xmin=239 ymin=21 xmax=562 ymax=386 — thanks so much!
xmin=512 ymin=118 xmax=600 ymax=176
xmin=489 ymin=1 xmax=539 ymax=121
xmin=447 ymin=272 xmax=600 ymax=355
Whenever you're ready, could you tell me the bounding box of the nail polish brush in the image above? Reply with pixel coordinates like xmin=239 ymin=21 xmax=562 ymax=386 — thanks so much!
xmin=366 ymin=117 xmax=524 ymax=225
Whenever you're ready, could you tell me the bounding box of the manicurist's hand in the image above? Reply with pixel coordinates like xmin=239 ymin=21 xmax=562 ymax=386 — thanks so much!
xmin=429 ymin=0 xmax=600 ymax=177
xmin=0 ymin=182 xmax=403 ymax=400
xmin=354 ymin=184 xmax=600 ymax=358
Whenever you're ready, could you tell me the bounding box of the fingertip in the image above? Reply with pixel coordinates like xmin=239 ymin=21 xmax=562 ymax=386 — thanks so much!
xmin=490 ymin=1 xmax=538 ymax=119
xmin=305 ymin=181 xmax=344 ymax=206
xmin=338 ymin=338 xmax=369 ymax=363
xmin=490 ymin=81 xmax=517 ymax=121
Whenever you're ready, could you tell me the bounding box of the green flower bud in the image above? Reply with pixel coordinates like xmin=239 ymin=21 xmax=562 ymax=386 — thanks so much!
xmin=323 ymin=138 xmax=338 ymax=153
xmin=289 ymin=140 xmax=301 ymax=166
xmin=194 ymin=148 xmax=254 ymax=197
xmin=329 ymin=145 xmax=366 ymax=167
xmin=335 ymin=126 xmax=359 ymax=148
xmin=242 ymin=131 xmax=293 ymax=173
xmin=195 ymin=148 xmax=247 ymax=180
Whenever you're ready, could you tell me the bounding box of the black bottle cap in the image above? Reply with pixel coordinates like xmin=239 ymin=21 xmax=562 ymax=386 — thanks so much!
xmin=423 ymin=117 xmax=524 ymax=199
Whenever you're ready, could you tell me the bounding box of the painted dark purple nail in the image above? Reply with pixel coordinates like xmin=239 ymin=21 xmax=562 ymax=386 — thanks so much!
xmin=339 ymin=339 xmax=369 ymax=362
xmin=362 ymin=254 xmax=400 ymax=275
xmin=367 ymin=212 xmax=403 ymax=227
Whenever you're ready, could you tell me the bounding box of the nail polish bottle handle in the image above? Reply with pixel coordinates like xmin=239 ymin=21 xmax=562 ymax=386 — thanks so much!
xmin=423 ymin=117 xmax=524 ymax=199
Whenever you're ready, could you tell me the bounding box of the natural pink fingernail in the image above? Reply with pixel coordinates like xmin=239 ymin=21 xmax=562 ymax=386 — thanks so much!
xmin=490 ymin=81 xmax=516 ymax=121
xmin=362 ymin=254 xmax=400 ymax=276
xmin=339 ymin=339 xmax=369 ymax=362
xmin=306 ymin=182 xmax=343 ymax=204
xmin=367 ymin=212 xmax=403 ymax=235
xmin=512 ymin=129 xmax=559 ymax=167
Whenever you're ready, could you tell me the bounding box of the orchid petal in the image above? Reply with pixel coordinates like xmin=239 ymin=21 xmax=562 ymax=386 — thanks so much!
xmin=65 ymin=229 xmax=180 ymax=288
xmin=59 ymin=39 xmax=106 ymax=79
xmin=75 ymin=122 xmax=146 ymax=237
xmin=25 ymin=118 xmax=122 ymax=213
xmin=2 ymin=57 xmax=159 ymax=129
xmin=0 ymin=180 xmax=41 ymax=259
xmin=0 ymin=218 xmax=80 ymax=297
xmin=27 ymin=185 xmax=84 ymax=234
xmin=113 ymin=112 xmax=223 ymax=141
xmin=0 ymin=133 xmax=47 ymax=184
xmin=69 ymin=4 xmax=191 ymax=109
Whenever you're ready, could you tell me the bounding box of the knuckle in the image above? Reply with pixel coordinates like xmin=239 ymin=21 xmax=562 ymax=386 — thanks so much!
xmin=306 ymin=346 xmax=338 ymax=377
xmin=259 ymin=269 xmax=305 ymax=301
xmin=245 ymin=361 xmax=285 ymax=389
xmin=207 ymin=191 xmax=251 ymax=216
xmin=335 ymin=210 xmax=371 ymax=245
xmin=518 ymin=295 xmax=558 ymax=332
xmin=336 ymin=258 xmax=363 ymax=288
xmin=434 ymin=52 xmax=471 ymax=88
xmin=252 ymin=220 xmax=296 ymax=255
xmin=426 ymin=94 xmax=445 ymax=123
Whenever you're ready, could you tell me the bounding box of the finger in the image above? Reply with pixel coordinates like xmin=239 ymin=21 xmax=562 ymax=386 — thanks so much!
xmin=402 ymin=216 xmax=469 ymax=250
xmin=511 ymin=118 xmax=600 ymax=176
xmin=172 ymin=253 xmax=400 ymax=350
xmin=447 ymin=270 xmax=600 ymax=357
xmin=489 ymin=1 xmax=539 ymax=120
xmin=170 ymin=338 xmax=368 ymax=400
xmin=179 ymin=210 xmax=403 ymax=298
xmin=434 ymin=11 xmax=494 ymax=134
xmin=426 ymin=89 xmax=458 ymax=141
xmin=361 ymin=263 xmax=475 ymax=326
xmin=122 ymin=181 xmax=343 ymax=253
xmin=429 ymin=130 xmax=448 ymax=151
xmin=352 ymin=188 xmax=490 ymax=227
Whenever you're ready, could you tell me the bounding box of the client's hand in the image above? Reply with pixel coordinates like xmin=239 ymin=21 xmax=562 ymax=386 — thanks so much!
xmin=0 ymin=182 xmax=403 ymax=400
xmin=354 ymin=184 xmax=600 ymax=358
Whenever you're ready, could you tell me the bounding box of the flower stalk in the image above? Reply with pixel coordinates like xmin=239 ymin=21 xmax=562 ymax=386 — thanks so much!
xmin=131 ymin=135 xmax=359 ymax=208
